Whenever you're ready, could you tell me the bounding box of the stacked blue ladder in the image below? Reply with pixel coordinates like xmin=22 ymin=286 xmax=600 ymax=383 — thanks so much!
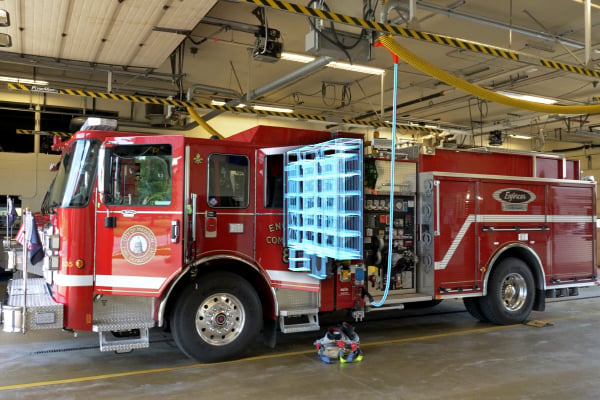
xmin=284 ymin=138 xmax=363 ymax=279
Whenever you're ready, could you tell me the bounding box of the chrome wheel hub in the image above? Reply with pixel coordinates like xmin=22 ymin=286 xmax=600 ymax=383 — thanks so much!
xmin=195 ymin=293 xmax=245 ymax=346
xmin=501 ymin=273 xmax=527 ymax=311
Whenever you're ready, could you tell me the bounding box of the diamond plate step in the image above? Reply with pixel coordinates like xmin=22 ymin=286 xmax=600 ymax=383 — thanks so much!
xmin=279 ymin=308 xmax=320 ymax=333
xmin=98 ymin=328 xmax=150 ymax=353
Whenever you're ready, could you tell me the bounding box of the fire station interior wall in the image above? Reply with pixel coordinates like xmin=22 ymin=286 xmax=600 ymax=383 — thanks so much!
xmin=0 ymin=152 xmax=59 ymax=212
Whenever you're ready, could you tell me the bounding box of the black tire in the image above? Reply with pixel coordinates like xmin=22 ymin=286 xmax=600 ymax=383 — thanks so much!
xmin=480 ymin=257 xmax=535 ymax=325
xmin=171 ymin=272 xmax=262 ymax=363
xmin=463 ymin=297 xmax=489 ymax=322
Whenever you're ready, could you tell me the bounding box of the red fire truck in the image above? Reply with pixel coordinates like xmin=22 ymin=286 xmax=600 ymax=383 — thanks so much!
xmin=1 ymin=120 xmax=597 ymax=362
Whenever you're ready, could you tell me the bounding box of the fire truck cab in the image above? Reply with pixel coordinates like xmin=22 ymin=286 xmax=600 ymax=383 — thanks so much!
xmin=2 ymin=121 xmax=597 ymax=363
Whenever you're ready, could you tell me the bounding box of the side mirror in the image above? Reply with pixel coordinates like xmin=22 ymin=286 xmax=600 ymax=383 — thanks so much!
xmin=98 ymin=144 xmax=113 ymax=203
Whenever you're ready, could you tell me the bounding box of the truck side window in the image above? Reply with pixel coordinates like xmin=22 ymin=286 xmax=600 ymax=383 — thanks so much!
xmin=264 ymin=154 xmax=284 ymax=209
xmin=208 ymin=154 xmax=249 ymax=208
xmin=106 ymin=144 xmax=172 ymax=206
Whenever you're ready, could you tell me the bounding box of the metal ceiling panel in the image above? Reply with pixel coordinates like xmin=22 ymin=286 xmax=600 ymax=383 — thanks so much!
xmin=132 ymin=31 xmax=184 ymax=68
xmin=95 ymin=0 xmax=166 ymax=66
xmin=158 ymin=0 xmax=217 ymax=30
xmin=27 ymin=0 xmax=68 ymax=57
xmin=60 ymin=0 xmax=120 ymax=63
xmin=96 ymin=0 xmax=218 ymax=68
xmin=0 ymin=0 xmax=216 ymax=68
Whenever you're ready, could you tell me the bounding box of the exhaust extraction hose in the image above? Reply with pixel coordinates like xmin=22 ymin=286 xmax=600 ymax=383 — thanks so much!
xmin=186 ymin=106 xmax=224 ymax=139
xmin=376 ymin=35 xmax=600 ymax=115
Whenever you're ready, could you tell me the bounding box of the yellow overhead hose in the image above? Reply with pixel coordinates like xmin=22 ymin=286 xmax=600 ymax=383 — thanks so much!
xmin=186 ymin=106 xmax=224 ymax=139
xmin=376 ymin=35 xmax=600 ymax=115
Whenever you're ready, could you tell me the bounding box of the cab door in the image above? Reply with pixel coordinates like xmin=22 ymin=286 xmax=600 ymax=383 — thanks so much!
xmin=94 ymin=135 xmax=185 ymax=296
xmin=191 ymin=148 xmax=255 ymax=260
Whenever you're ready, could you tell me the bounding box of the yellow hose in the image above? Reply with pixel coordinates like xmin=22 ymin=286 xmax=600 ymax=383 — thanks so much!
xmin=377 ymin=35 xmax=600 ymax=115
xmin=186 ymin=106 xmax=224 ymax=139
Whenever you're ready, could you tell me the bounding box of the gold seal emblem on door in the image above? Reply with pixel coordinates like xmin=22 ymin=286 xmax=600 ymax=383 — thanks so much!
xmin=120 ymin=225 xmax=158 ymax=265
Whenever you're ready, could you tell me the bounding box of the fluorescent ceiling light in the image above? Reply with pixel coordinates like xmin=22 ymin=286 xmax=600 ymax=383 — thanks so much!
xmin=211 ymin=99 xmax=246 ymax=107
xmin=509 ymin=134 xmax=532 ymax=139
xmin=496 ymin=90 xmax=558 ymax=105
xmin=281 ymin=52 xmax=385 ymax=75
xmin=211 ymin=99 xmax=292 ymax=113
xmin=280 ymin=52 xmax=315 ymax=63
xmin=0 ymin=76 xmax=48 ymax=85
xmin=328 ymin=61 xmax=386 ymax=75
xmin=253 ymin=105 xmax=294 ymax=113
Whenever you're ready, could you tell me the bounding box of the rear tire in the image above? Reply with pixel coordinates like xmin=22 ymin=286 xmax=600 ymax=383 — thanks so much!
xmin=480 ymin=257 xmax=534 ymax=324
xmin=171 ymin=272 xmax=262 ymax=362
xmin=463 ymin=297 xmax=489 ymax=322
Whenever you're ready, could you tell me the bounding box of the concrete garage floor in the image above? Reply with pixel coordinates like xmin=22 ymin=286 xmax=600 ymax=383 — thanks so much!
xmin=1 ymin=286 xmax=600 ymax=400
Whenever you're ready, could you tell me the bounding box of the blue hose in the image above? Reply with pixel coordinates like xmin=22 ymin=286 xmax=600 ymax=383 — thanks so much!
xmin=371 ymin=61 xmax=399 ymax=308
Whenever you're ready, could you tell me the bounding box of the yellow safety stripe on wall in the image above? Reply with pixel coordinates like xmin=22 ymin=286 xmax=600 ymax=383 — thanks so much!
xmin=240 ymin=0 xmax=600 ymax=79
xmin=343 ymin=119 xmax=444 ymax=134
xmin=6 ymin=83 xmax=445 ymax=134
xmin=377 ymin=35 xmax=600 ymax=115
xmin=16 ymin=129 xmax=72 ymax=137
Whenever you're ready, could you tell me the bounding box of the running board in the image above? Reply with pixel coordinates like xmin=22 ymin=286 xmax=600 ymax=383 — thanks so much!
xmin=365 ymin=294 xmax=434 ymax=311
xmin=279 ymin=308 xmax=320 ymax=333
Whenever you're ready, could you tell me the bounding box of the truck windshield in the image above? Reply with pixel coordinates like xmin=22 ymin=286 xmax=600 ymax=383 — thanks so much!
xmin=42 ymin=139 xmax=100 ymax=211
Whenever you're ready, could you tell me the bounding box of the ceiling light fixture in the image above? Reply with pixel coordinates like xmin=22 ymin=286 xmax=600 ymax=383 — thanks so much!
xmin=252 ymin=104 xmax=294 ymax=113
xmin=211 ymin=99 xmax=246 ymax=107
xmin=328 ymin=61 xmax=386 ymax=75
xmin=0 ymin=9 xmax=10 ymax=26
xmin=496 ymin=90 xmax=558 ymax=105
xmin=0 ymin=76 xmax=48 ymax=85
xmin=509 ymin=133 xmax=532 ymax=139
xmin=280 ymin=52 xmax=315 ymax=63
xmin=281 ymin=52 xmax=386 ymax=75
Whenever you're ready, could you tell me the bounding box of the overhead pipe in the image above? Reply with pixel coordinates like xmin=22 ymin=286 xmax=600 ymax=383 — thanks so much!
xmin=184 ymin=85 xmax=243 ymax=138
xmin=585 ymin=0 xmax=592 ymax=65
xmin=415 ymin=1 xmax=584 ymax=49
xmin=201 ymin=56 xmax=333 ymax=121
xmin=186 ymin=84 xmax=242 ymax=101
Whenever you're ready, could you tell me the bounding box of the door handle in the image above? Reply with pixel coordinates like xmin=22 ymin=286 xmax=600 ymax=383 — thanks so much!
xmin=171 ymin=220 xmax=180 ymax=243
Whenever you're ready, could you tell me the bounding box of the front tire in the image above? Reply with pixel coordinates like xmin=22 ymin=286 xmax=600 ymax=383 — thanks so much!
xmin=463 ymin=297 xmax=489 ymax=322
xmin=480 ymin=257 xmax=534 ymax=324
xmin=171 ymin=272 xmax=262 ymax=362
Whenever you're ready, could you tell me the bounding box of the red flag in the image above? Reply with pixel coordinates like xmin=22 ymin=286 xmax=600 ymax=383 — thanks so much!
xmin=15 ymin=224 xmax=25 ymax=245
